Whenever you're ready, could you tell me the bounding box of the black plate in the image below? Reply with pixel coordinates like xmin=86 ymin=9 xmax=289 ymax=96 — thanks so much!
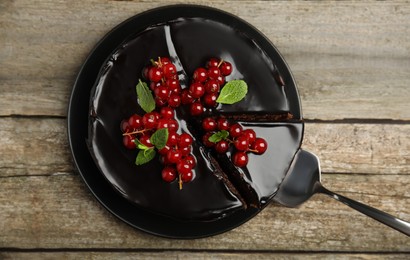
xmin=68 ymin=4 xmax=302 ymax=238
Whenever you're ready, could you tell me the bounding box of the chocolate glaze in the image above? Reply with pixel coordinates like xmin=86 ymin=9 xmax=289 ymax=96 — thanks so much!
xmin=88 ymin=18 xmax=303 ymax=221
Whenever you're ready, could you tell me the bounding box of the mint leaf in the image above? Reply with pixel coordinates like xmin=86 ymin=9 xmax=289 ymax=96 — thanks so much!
xmin=136 ymin=79 xmax=155 ymax=113
xmin=135 ymin=148 xmax=156 ymax=165
xmin=216 ymin=80 xmax=248 ymax=105
xmin=134 ymin=138 xmax=149 ymax=150
xmin=208 ymin=130 xmax=229 ymax=143
xmin=150 ymin=128 xmax=169 ymax=150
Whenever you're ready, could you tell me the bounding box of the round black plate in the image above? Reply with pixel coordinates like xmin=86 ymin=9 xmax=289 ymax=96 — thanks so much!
xmin=68 ymin=4 xmax=301 ymax=238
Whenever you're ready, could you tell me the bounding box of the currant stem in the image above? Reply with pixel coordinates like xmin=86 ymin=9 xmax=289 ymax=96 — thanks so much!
xmin=178 ymin=174 xmax=183 ymax=190
xmin=217 ymin=59 xmax=224 ymax=68
xmin=122 ymin=128 xmax=148 ymax=136
xmin=225 ymin=138 xmax=234 ymax=144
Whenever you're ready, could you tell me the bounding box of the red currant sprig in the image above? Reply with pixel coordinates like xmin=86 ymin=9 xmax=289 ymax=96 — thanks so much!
xmin=122 ymin=57 xmax=199 ymax=189
xmin=144 ymin=57 xmax=181 ymax=108
xmin=182 ymin=58 xmax=233 ymax=116
xmin=201 ymin=116 xmax=268 ymax=167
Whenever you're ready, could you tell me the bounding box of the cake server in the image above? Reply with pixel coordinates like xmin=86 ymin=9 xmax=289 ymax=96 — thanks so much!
xmin=274 ymin=149 xmax=410 ymax=236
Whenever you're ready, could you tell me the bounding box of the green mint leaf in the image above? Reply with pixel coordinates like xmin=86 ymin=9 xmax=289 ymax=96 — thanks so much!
xmin=134 ymin=138 xmax=149 ymax=150
xmin=208 ymin=130 xmax=229 ymax=143
xmin=135 ymin=148 xmax=156 ymax=165
xmin=136 ymin=79 xmax=155 ymax=113
xmin=150 ymin=128 xmax=169 ymax=150
xmin=216 ymin=80 xmax=248 ymax=105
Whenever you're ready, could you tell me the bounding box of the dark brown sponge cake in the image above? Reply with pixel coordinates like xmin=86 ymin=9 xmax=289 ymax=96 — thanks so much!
xmin=88 ymin=18 xmax=303 ymax=221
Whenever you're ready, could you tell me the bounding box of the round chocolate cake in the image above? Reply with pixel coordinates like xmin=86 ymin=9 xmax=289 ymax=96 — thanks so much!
xmin=87 ymin=17 xmax=303 ymax=221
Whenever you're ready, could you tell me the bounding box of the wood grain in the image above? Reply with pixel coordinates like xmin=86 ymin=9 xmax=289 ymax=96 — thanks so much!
xmin=1 ymin=118 xmax=409 ymax=177
xmin=0 ymin=174 xmax=408 ymax=250
xmin=1 ymin=252 xmax=409 ymax=260
xmin=0 ymin=1 xmax=409 ymax=119
xmin=1 ymin=0 xmax=410 ymax=256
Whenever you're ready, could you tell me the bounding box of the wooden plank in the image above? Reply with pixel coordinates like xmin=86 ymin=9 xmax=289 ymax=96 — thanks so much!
xmin=0 ymin=174 xmax=408 ymax=250
xmin=0 ymin=80 xmax=70 ymax=117
xmin=0 ymin=1 xmax=409 ymax=119
xmin=303 ymin=122 xmax=410 ymax=174
xmin=1 ymin=118 xmax=410 ymax=176
xmin=0 ymin=118 xmax=72 ymax=176
xmin=0 ymin=252 xmax=409 ymax=260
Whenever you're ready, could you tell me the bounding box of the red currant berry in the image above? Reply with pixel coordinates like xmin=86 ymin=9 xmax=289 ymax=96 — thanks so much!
xmin=203 ymin=93 xmax=218 ymax=107
xmin=184 ymin=154 xmax=197 ymax=168
xmin=167 ymin=119 xmax=179 ymax=133
xmin=123 ymin=135 xmax=136 ymax=149
xmin=206 ymin=58 xmax=219 ymax=68
xmin=153 ymin=111 xmax=160 ymax=121
xmin=139 ymin=134 xmax=153 ymax=148
xmin=157 ymin=118 xmax=170 ymax=129
xmin=178 ymin=133 xmax=193 ymax=148
xmin=166 ymin=148 xmax=182 ymax=164
xmin=150 ymin=81 xmax=162 ymax=91
xmin=158 ymin=146 xmax=170 ymax=155
xmin=181 ymin=89 xmax=194 ymax=105
xmin=204 ymin=79 xmax=220 ymax=93
xmin=176 ymin=160 xmax=192 ymax=175
xmin=190 ymin=102 xmax=204 ymax=116
xmin=166 ymin=132 xmax=179 ymax=146
xmin=202 ymin=132 xmax=215 ymax=148
xmin=232 ymin=151 xmax=248 ymax=167
xmin=234 ymin=134 xmax=250 ymax=151
xmin=180 ymin=145 xmax=192 ymax=156
xmin=242 ymin=129 xmax=256 ymax=144
xmin=217 ymin=117 xmax=230 ymax=131
xmin=193 ymin=67 xmax=208 ymax=82
xmin=155 ymin=97 xmax=167 ymax=107
xmin=159 ymin=57 xmax=171 ymax=65
xmin=189 ymin=82 xmax=205 ymax=98
xmin=220 ymin=61 xmax=232 ymax=76
xmin=160 ymin=154 xmax=171 ymax=165
xmin=142 ymin=112 xmax=159 ymax=129
xmin=229 ymin=123 xmax=243 ymax=138
xmin=162 ymin=63 xmax=177 ymax=79
xmin=154 ymin=85 xmax=170 ymax=100
xmin=215 ymin=140 xmax=229 ymax=153
xmin=216 ymin=75 xmax=225 ymax=86
xmin=168 ymin=93 xmax=181 ymax=108
xmin=207 ymin=67 xmax=221 ymax=79
xmin=160 ymin=107 xmax=174 ymax=119
xmin=148 ymin=67 xmax=163 ymax=82
xmin=120 ymin=120 xmax=131 ymax=133
xmin=250 ymin=138 xmax=268 ymax=155
xmin=162 ymin=166 xmax=177 ymax=182
xmin=128 ymin=114 xmax=143 ymax=130
xmin=166 ymin=78 xmax=181 ymax=94
xmin=181 ymin=171 xmax=194 ymax=182
xmin=202 ymin=117 xmax=217 ymax=132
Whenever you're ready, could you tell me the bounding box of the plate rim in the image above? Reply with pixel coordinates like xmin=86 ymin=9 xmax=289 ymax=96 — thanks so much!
xmin=67 ymin=4 xmax=303 ymax=239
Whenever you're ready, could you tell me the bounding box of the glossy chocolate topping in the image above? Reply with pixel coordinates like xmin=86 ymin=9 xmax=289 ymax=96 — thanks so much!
xmin=88 ymin=18 xmax=303 ymax=221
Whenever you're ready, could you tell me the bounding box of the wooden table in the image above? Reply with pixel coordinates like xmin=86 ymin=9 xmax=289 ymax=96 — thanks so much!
xmin=1 ymin=1 xmax=409 ymax=259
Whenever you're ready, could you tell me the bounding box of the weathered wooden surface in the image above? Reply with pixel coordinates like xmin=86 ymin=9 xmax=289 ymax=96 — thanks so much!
xmin=1 ymin=118 xmax=409 ymax=176
xmin=0 ymin=0 xmax=409 ymax=258
xmin=1 ymin=1 xmax=409 ymax=119
xmin=0 ymin=174 xmax=409 ymax=250
xmin=1 ymin=252 xmax=409 ymax=260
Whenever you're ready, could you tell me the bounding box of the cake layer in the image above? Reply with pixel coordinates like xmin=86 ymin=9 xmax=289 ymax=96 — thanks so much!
xmin=88 ymin=18 xmax=303 ymax=220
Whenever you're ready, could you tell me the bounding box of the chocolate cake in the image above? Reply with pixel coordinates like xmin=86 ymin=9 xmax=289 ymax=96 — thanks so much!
xmin=87 ymin=17 xmax=303 ymax=221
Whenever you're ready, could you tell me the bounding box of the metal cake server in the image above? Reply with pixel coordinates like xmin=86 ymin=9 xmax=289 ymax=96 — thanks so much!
xmin=274 ymin=149 xmax=410 ymax=236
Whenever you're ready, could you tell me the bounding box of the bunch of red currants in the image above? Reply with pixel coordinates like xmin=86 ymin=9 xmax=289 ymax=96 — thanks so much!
xmin=121 ymin=56 xmax=267 ymax=187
